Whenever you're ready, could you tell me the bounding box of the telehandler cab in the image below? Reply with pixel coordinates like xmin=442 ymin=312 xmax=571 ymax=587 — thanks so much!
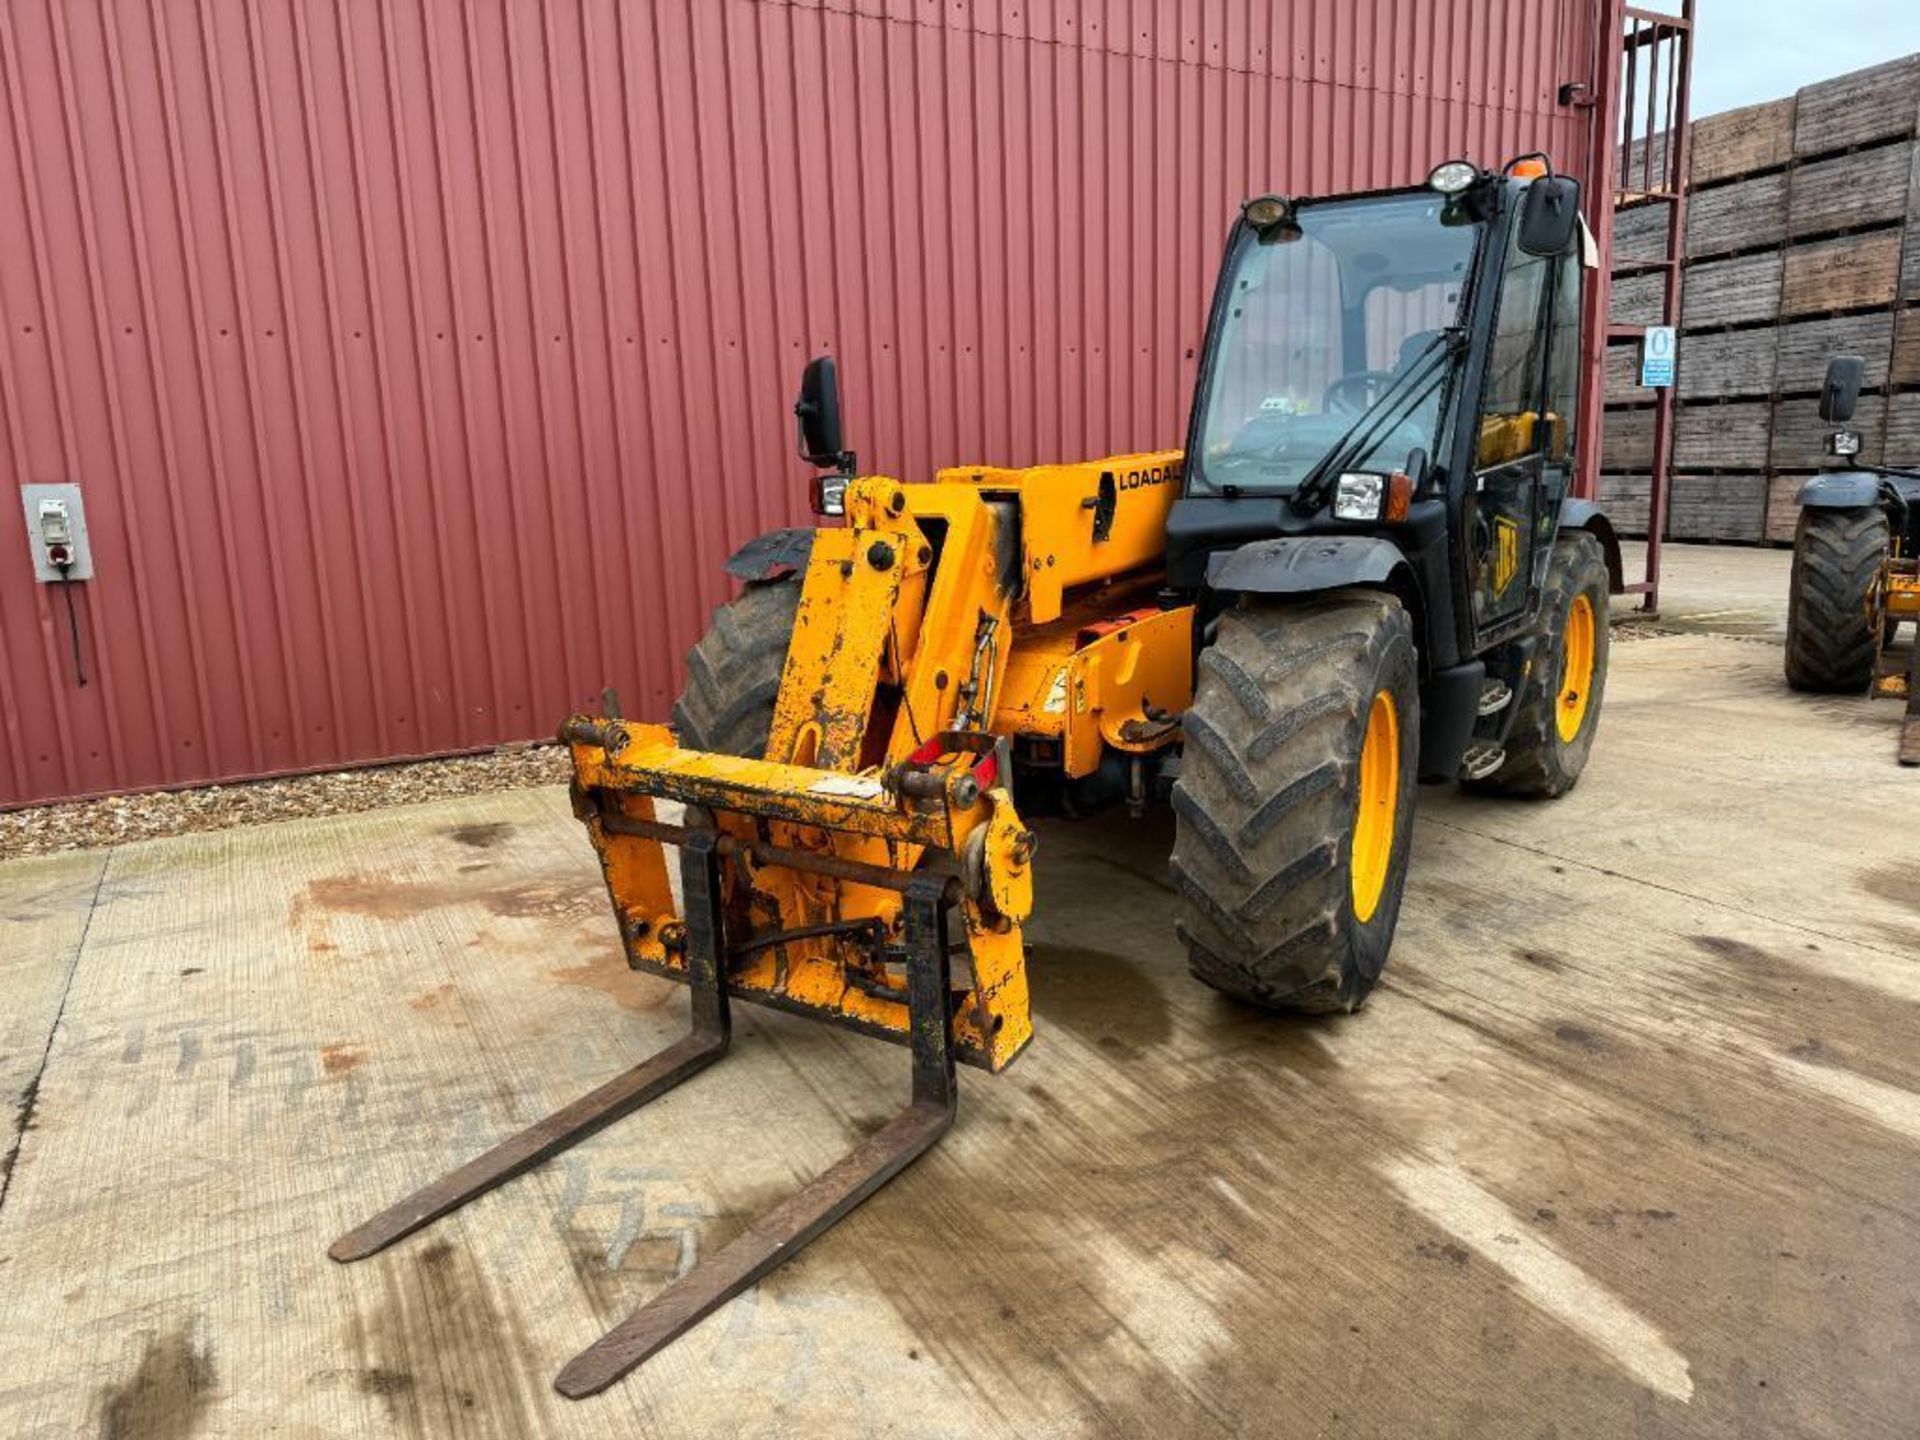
xmin=333 ymin=155 xmax=1621 ymax=1394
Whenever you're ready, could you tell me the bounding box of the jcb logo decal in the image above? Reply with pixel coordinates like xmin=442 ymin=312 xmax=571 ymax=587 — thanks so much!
xmin=1493 ymin=516 xmax=1520 ymax=595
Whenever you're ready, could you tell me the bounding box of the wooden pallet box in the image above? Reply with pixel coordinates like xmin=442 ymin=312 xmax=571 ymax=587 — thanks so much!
xmin=1612 ymin=201 xmax=1671 ymax=268
xmin=1793 ymin=55 xmax=1920 ymax=157
xmin=1906 ymin=154 xmax=1920 ymax=299
xmin=1780 ymin=230 xmax=1903 ymax=317
xmin=1691 ymin=96 xmax=1796 ymax=186
xmin=1601 ymin=407 xmax=1656 ymax=471
xmin=1610 ymin=270 xmax=1668 ymax=328
xmin=1673 ymin=402 xmax=1770 ymax=469
xmin=1592 ymin=474 xmax=1767 ymax=541
xmin=1598 ymin=474 xmax=1652 ymax=535
xmin=1887 ymin=392 xmax=1920 ymax=460
xmin=1683 ymin=252 xmax=1783 ymax=328
xmin=1675 ymin=328 xmax=1776 ymax=400
xmin=1892 ymin=307 xmax=1920 ymax=388
xmin=1688 ymin=172 xmax=1788 ymax=258
xmin=1774 ymin=312 xmax=1894 ymax=394
xmin=1786 ymin=142 xmax=1915 ymax=240
xmin=1667 ymin=474 xmax=1768 ymax=541
xmin=1765 ymin=474 xmax=1812 ymax=543
xmin=1771 ymin=394 xmax=1887 ymax=467
xmin=1604 ymin=341 xmax=1646 ymax=398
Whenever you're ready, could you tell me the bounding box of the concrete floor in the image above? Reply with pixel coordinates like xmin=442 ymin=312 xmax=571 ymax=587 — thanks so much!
xmin=1617 ymin=540 xmax=1795 ymax=642
xmin=5 ymin=545 xmax=1919 ymax=1439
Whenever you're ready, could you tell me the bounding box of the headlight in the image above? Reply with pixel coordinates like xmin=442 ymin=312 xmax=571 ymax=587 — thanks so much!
xmin=1333 ymin=472 xmax=1388 ymax=521
xmin=1427 ymin=159 xmax=1479 ymax=195
xmin=811 ymin=473 xmax=849 ymax=517
xmin=1332 ymin=470 xmax=1414 ymax=522
xmin=1827 ymin=429 xmax=1862 ymax=457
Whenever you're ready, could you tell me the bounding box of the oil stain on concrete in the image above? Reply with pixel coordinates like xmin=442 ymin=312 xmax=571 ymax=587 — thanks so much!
xmin=288 ymin=870 xmax=602 ymax=940
xmin=444 ymin=823 xmax=513 ymax=850
xmin=341 ymin=1240 xmax=543 ymax=1439
xmin=95 ymin=1322 xmax=216 ymax=1440
xmin=547 ymin=940 xmax=671 ymax=1016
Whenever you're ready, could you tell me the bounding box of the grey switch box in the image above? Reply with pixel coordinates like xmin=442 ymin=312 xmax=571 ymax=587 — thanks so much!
xmin=20 ymin=482 xmax=94 ymax=582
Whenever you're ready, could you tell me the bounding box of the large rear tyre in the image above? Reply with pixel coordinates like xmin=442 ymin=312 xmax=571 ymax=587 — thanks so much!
xmin=1466 ymin=531 xmax=1610 ymax=798
xmin=1784 ymin=507 xmax=1887 ymax=693
xmin=1172 ymin=592 xmax=1419 ymax=1014
xmin=671 ymin=580 xmax=801 ymax=757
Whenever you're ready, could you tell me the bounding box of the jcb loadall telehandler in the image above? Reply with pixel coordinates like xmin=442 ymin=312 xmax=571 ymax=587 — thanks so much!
xmin=334 ymin=155 xmax=1620 ymax=1394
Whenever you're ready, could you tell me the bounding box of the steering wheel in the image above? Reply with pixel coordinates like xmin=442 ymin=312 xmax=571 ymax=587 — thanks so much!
xmin=1323 ymin=370 xmax=1399 ymax=416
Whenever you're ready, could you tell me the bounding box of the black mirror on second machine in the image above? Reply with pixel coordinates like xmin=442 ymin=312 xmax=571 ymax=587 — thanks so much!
xmin=1819 ymin=355 xmax=1864 ymax=423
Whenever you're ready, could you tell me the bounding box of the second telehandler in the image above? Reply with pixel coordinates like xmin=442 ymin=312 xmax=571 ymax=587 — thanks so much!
xmin=1784 ymin=354 xmax=1920 ymax=763
xmin=333 ymin=154 xmax=1622 ymax=1395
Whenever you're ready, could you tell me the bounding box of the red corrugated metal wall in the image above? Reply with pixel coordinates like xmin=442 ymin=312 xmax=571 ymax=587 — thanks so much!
xmin=1 ymin=0 xmax=1609 ymax=808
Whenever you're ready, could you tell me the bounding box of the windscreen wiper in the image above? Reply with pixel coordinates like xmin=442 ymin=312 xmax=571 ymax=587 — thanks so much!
xmin=1290 ymin=330 xmax=1459 ymax=514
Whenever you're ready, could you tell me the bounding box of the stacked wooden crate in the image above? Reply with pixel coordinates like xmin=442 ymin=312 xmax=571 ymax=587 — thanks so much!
xmin=1602 ymin=54 xmax=1920 ymax=542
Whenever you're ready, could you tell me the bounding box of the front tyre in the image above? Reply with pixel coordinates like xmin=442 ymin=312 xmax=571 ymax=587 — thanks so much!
xmin=1171 ymin=592 xmax=1419 ymax=1014
xmin=670 ymin=580 xmax=801 ymax=757
xmin=1467 ymin=531 xmax=1611 ymax=798
xmin=1784 ymin=507 xmax=1887 ymax=693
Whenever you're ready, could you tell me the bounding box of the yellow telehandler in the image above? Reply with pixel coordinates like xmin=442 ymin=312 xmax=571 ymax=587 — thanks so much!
xmin=332 ymin=155 xmax=1621 ymax=1395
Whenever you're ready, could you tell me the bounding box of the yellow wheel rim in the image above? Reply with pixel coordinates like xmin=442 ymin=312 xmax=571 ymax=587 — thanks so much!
xmin=1556 ymin=593 xmax=1596 ymax=743
xmin=1351 ymin=689 xmax=1399 ymax=924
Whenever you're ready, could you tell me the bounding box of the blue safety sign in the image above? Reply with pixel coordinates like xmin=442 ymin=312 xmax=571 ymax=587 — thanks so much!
xmin=1640 ymin=325 xmax=1676 ymax=388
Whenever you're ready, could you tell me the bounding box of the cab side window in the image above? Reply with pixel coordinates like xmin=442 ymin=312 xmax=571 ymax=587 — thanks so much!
xmin=1542 ymin=247 xmax=1582 ymax=465
xmin=1476 ymin=232 xmax=1550 ymax=469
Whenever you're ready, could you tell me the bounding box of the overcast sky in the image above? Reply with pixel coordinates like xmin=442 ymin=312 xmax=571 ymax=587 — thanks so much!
xmin=1689 ymin=0 xmax=1920 ymax=117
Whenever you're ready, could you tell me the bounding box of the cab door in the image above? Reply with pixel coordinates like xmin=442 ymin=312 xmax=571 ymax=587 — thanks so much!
xmin=1467 ymin=230 xmax=1563 ymax=641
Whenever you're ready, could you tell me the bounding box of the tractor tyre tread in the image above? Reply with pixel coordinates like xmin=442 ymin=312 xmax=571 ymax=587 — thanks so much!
xmin=1172 ymin=592 xmax=1419 ymax=1014
xmin=1784 ymin=507 xmax=1887 ymax=693
xmin=671 ymin=580 xmax=801 ymax=757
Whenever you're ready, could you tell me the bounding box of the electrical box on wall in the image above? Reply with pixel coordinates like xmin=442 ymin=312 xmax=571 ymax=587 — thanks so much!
xmin=20 ymin=482 xmax=94 ymax=581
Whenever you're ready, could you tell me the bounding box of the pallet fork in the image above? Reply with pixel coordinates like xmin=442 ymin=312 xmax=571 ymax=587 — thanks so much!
xmin=331 ymin=824 xmax=961 ymax=1396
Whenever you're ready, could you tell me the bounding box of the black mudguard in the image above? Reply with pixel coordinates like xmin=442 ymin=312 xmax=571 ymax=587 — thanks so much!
xmin=1557 ymin=498 xmax=1625 ymax=596
xmin=723 ymin=527 xmax=814 ymax=582
xmin=1794 ymin=472 xmax=1881 ymax=509
xmin=1204 ymin=535 xmax=1413 ymax=595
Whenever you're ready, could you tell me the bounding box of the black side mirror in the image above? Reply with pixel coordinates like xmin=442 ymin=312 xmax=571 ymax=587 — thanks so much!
xmin=1819 ymin=355 xmax=1864 ymax=423
xmin=1518 ymin=174 xmax=1581 ymax=256
xmin=794 ymin=355 xmax=850 ymax=470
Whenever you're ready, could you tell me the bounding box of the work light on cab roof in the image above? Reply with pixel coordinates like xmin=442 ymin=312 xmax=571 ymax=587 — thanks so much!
xmin=1240 ymin=192 xmax=1300 ymax=241
xmin=1426 ymin=158 xmax=1479 ymax=194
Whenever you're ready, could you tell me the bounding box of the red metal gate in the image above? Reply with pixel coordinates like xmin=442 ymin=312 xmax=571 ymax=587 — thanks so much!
xmin=2 ymin=0 xmax=1617 ymax=807
xmin=1608 ymin=1 xmax=1694 ymax=610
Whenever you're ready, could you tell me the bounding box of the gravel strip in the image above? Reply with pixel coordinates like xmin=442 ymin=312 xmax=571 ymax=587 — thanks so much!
xmin=0 ymin=746 xmax=571 ymax=861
